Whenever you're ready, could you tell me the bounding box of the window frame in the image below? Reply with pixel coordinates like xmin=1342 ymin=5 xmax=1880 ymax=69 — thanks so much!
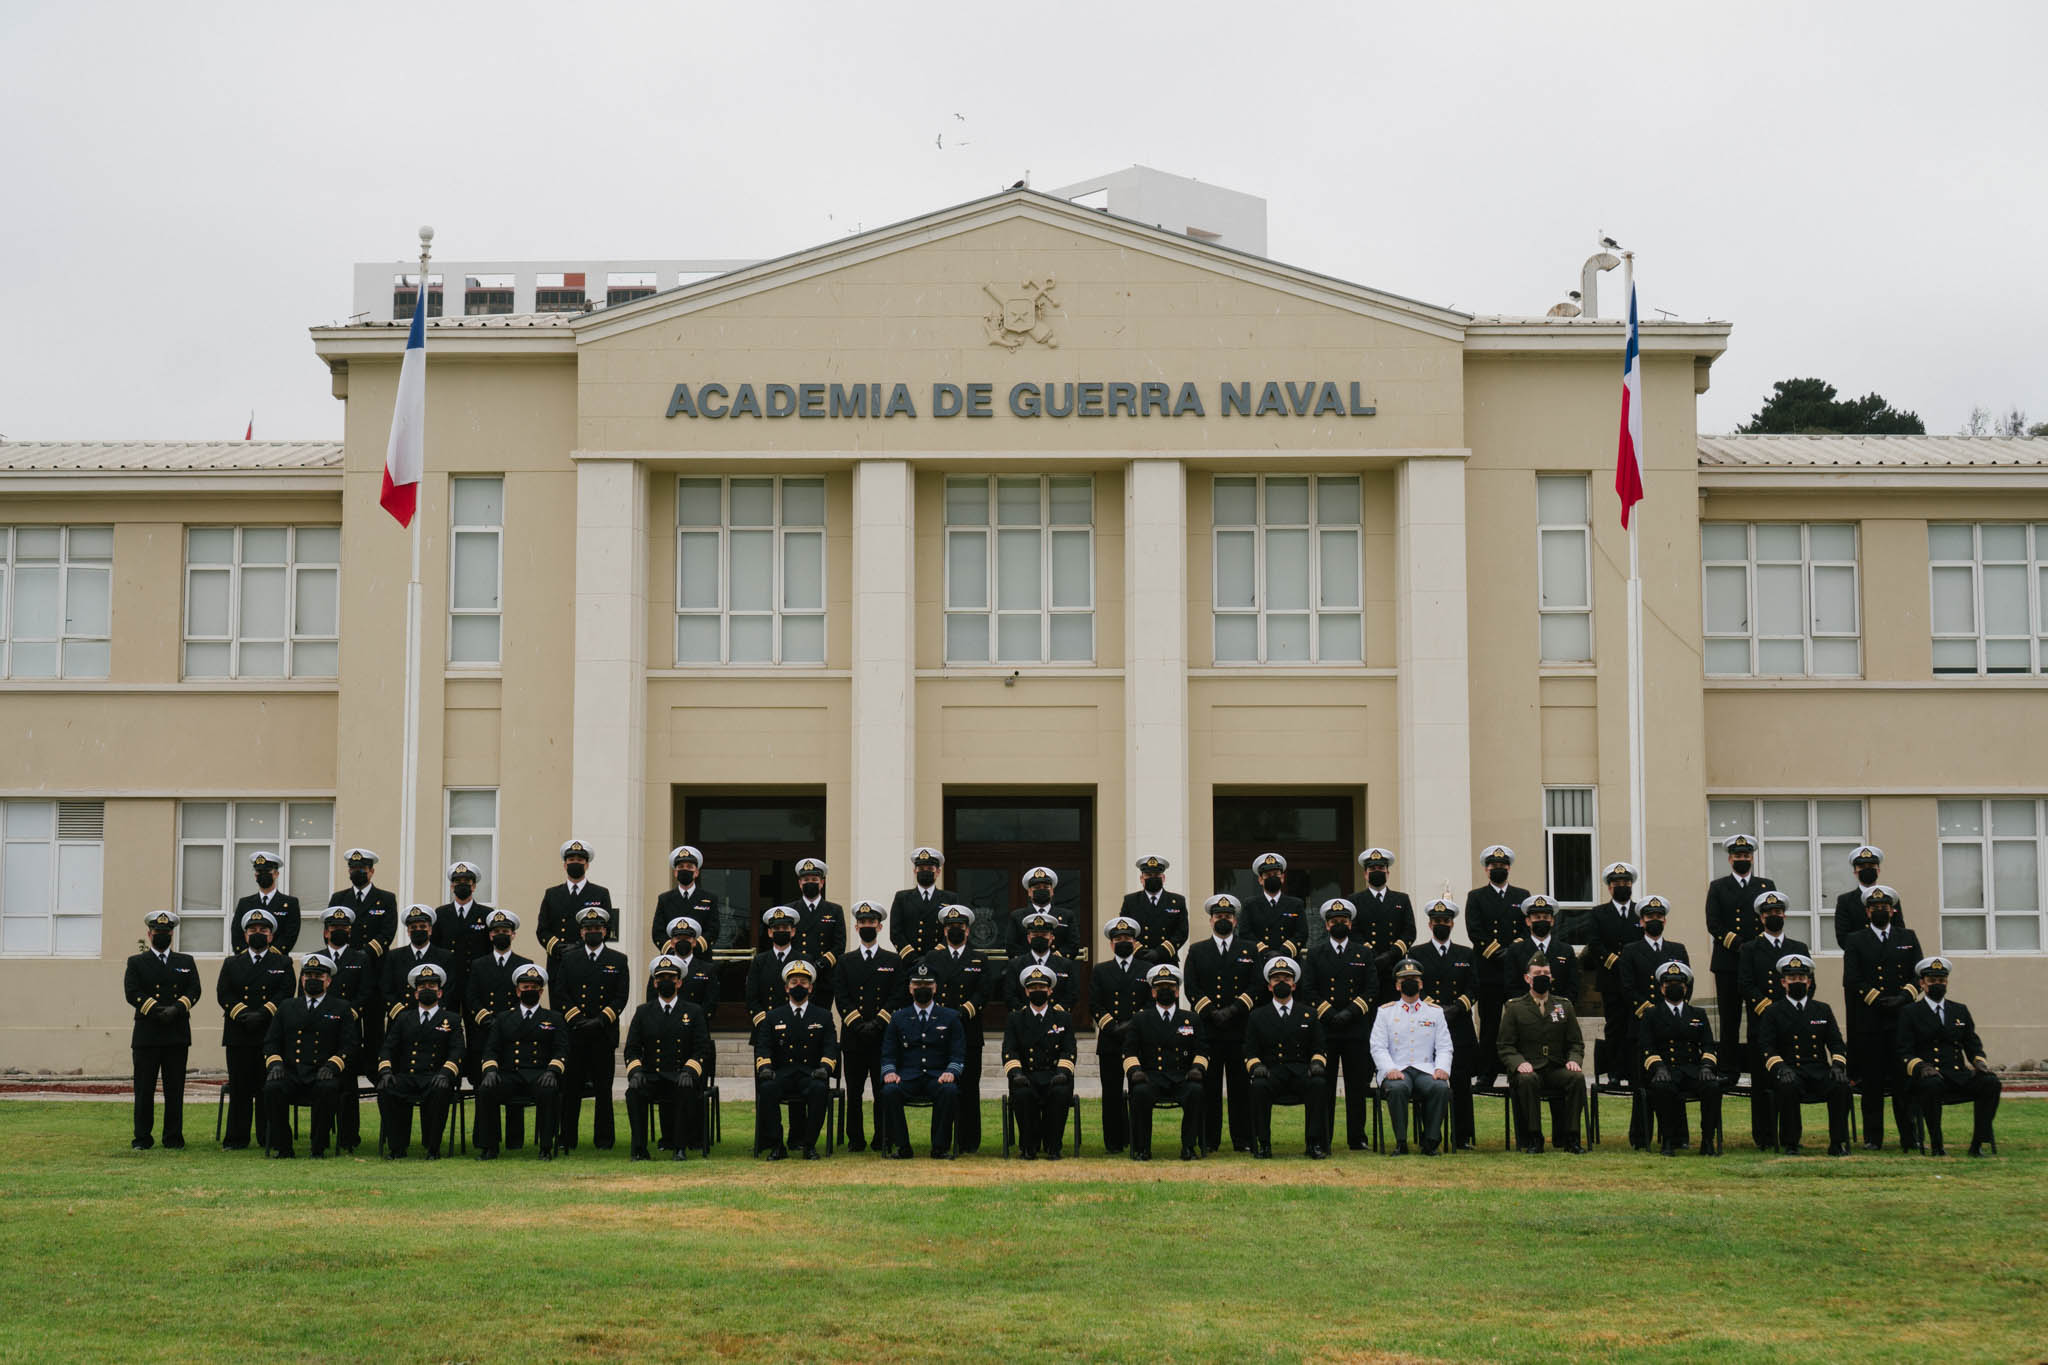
xmin=673 ymin=476 xmax=828 ymax=667
xmin=444 ymin=787 xmax=499 ymax=905
xmin=1707 ymin=797 xmax=1867 ymax=953
xmin=0 ymin=525 xmax=114 ymax=679
xmin=0 ymin=799 xmax=104 ymax=957
xmin=1543 ymin=785 xmax=1598 ymax=907
xmin=181 ymin=526 xmax=340 ymax=680
xmin=448 ymin=476 xmax=504 ymax=668
xmin=1935 ymin=797 xmax=2047 ymax=955
xmin=1535 ymin=475 xmax=1593 ymax=664
xmin=1210 ymin=473 xmax=1364 ymax=665
xmin=942 ymin=474 xmax=1097 ymax=665
xmin=173 ymin=799 xmax=334 ymax=955
xmin=1928 ymin=522 xmax=2048 ymax=676
xmin=1701 ymin=522 xmax=1861 ymax=678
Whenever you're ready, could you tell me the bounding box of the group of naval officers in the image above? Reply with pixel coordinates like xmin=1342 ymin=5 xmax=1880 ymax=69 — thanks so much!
xmin=121 ymin=834 xmax=2003 ymax=1164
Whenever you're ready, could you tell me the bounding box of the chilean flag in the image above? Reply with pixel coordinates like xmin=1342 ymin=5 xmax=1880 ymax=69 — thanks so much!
xmin=1614 ymin=282 xmax=1644 ymax=528
xmin=380 ymin=287 xmax=427 ymax=527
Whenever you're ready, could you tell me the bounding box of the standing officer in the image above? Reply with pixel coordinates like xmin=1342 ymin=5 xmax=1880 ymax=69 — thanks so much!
xmin=1498 ymin=953 xmax=1586 ymax=1154
xmin=888 ymin=846 xmax=955 ymax=965
xmin=1738 ymin=890 xmax=1807 ymax=1148
xmin=318 ymin=906 xmax=381 ymax=1154
xmin=926 ymin=904 xmax=992 ymax=1153
xmin=1465 ymin=844 xmax=1529 ymax=1093
xmin=1245 ymin=853 xmax=1306 ymax=963
xmin=1186 ymin=893 xmax=1262 ymax=1153
xmin=1369 ymin=958 xmax=1454 ymax=1156
xmin=1835 ymin=845 xmax=1906 ymax=946
xmin=216 ymin=907 xmax=293 ymax=1150
xmin=434 ymin=861 xmax=494 ymax=998
xmin=747 ymin=906 xmax=804 ymax=1035
xmin=1504 ymin=895 xmax=1580 ymax=1003
xmin=1574 ymin=861 xmax=1640 ymax=1084
xmin=1004 ymin=963 xmax=1078 ymax=1159
xmin=552 ymin=906 xmax=630 ymax=1152
xmin=387 ymin=906 xmax=457 ymax=1037
xmin=1123 ymin=962 xmax=1208 ymax=1161
xmin=659 ymin=916 xmax=721 ymax=1018
xmin=329 ymin=848 xmax=398 ymax=957
xmin=753 ymin=960 xmax=839 ymax=1161
xmin=1616 ymin=894 xmax=1690 ymax=1149
xmin=1091 ymin=916 xmax=1152 ymax=1155
xmin=1306 ymin=897 xmax=1378 ymax=1151
xmin=261 ymin=952 xmax=358 ymax=1159
xmin=478 ymin=962 xmax=569 ymax=1160
xmin=1012 ymin=867 xmax=1079 ymax=958
xmin=835 ymin=901 xmax=906 ymax=1153
xmin=1640 ymin=960 xmax=1723 ymax=1156
xmin=1413 ymin=897 xmax=1480 ymax=1150
xmin=1897 ymin=956 xmax=2000 ymax=1158
xmin=1242 ymin=956 xmax=1329 ymax=1159
xmin=1350 ymin=848 xmax=1415 ymax=996
xmin=790 ymin=858 xmax=845 ymax=1009
xmin=231 ymin=851 xmax=301 ymax=954
xmin=1755 ymin=953 xmax=1852 ymax=1155
xmin=624 ymin=954 xmax=713 ymax=1161
xmin=652 ymin=846 xmax=717 ymax=951
xmin=1003 ymin=910 xmax=1079 ymax=1010
xmin=1120 ymin=854 xmax=1188 ymax=965
xmin=465 ymin=908 xmax=530 ymax=1147
xmin=1703 ymin=834 xmax=1772 ymax=1085
xmin=879 ymin=961 xmax=966 ymax=1158
xmin=376 ymin=962 xmax=463 ymax=1160
xmin=538 ymin=838 xmax=612 ymax=958
xmin=1841 ymin=886 xmax=1924 ymax=1151
xmin=124 ymin=910 xmax=202 ymax=1150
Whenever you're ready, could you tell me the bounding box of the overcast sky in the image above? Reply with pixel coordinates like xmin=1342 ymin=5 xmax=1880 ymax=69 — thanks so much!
xmin=2 ymin=0 xmax=2041 ymax=442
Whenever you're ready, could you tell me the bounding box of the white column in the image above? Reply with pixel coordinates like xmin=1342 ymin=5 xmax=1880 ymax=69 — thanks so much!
xmin=850 ymin=459 xmax=915 ymax=935
xmin=1124 ymin=458 xmax=1190 ymax=923
xmin=572 ymin=458 xmax=649 ymax=961
xmin=1395 ymin=455 xmax=1473 ymax=910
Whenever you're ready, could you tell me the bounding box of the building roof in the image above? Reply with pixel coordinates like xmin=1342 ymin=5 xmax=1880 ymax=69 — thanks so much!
xmin=343 ymin=313 xmax=577 ymax=330
xmin=1697 ymin=434 xmax=2048 ymax=468
xmin=0 ymin=441 xmax=343 ymax=472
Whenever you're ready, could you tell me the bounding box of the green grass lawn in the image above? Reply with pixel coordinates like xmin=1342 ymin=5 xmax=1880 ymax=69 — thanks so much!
xmin=2 ymin=1097 xmax=2043 ymax=1364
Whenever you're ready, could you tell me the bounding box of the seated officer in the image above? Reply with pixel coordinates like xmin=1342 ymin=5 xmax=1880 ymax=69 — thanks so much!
xmin=376 ymin=963 xmax=463 ymax=1160
xmin=754 ymin=959 xmax=839 ymax=1161
xmin=1242 ymin=956 xmax=1330 ymax=1159
xmin=1898 ymin=956 xmax=2000 ymax=1158
xmin=1754 ymin=954 xmax=1851 ymax=1156
xmin=879 ymin=961 xmax=966 ymax=1159
xmin=261 ymin=952 xmax=358 ymax=1159
xmin=124 ymin=909 xmax=202 ymax=1152
xmin=1124 ymin=962 xmax=1208 ymax=1161
xmin=1003 ymin=963 xmax=1078 ymax=1160
xmin=1003 ymin=910 xmax=1079 ymax=1010
xmin=1369 ymin=958 xmax=1453 ymax=1156
xmin=1639 ymin=960 xmax=1722 ymax=1157
xmin=624 ymin=955 xmax=713 ymax=1162
xmin=478 ymin=962 xmax=568 ymax=1161
xmin=1498 ymin=953 xmax=1585 ymax=1154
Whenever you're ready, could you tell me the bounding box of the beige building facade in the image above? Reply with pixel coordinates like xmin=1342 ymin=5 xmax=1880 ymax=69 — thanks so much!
xmin=4 ymin=188 xmax=2045 ymax=1073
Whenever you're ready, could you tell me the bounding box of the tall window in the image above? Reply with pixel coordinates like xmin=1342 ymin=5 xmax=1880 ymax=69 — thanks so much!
xmin=1702 ymin=523 xmax=1860 ymax=676
xmin=176 ymin=800 xmax=333 ymax=954
xmin=1536 ymin=476 xmax=1592 ymax=663
xmin=1708 ymin=798 xmax=1865 ymax=949
xmin=184 ymin=527 xmax=340 ymax=679
xmin=1937 ymin=799 xmax=2045 ymax=953
xmin=944 ymin=475 xmax=1095 ymax=664
xmin=676 ymin=477 xmax=825 ymax=665
xmin=1 ymin=526 xmax=112 ymax=679
xmin=1544 ymin=787 xmax=1596 ymax=904
xmin=449 ymin=477 xmax=503 ymax=666
xmin=1212 ymin=474 xmax=1362 ymax=664
xmin=0 ymin=800 xmax=103 ymax=956
xmin=1929 ymin=523 xmax=2048 ymax=675
xmin=445 ymin=788 xmax=498 ymax=903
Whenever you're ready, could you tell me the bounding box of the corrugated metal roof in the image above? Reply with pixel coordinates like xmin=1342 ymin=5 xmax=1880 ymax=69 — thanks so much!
xmin=0 ymin=441 xmax=343 ymax=472
xmin=1697 ymin=434 xmax=2048 ymax=468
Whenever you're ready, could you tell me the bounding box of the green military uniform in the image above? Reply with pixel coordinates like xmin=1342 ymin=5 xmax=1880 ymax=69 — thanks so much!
xmin=1497 ymin=989 xmax=1585 ymax=1151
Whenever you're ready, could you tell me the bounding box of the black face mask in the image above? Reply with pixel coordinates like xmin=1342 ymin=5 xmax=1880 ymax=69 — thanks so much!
xmin=1530 ymin=974 xmax=1552 ymax=994
xmin=302 ymin=975 xmax=329 ymax=997
xmin=254 ymin=871 xmax=276 ymax=890
xmin=800 ymin=883 xmax=823 ymax=901
xmin=349 ymin=868 xmax=370 ymax=888
xmin=1925 ymin=983 xmax=1947 ymax=1001
xmin=409 ymin=927 xmax=432 ymax=946
xmin=1662 ymin=982 xmax=1687 ymax=1002
xmin=1431 ymin=922 xmax=1452 ymax=941
xmin=786 ymin=985 xmax=810 ymax=1004
xmin=1367 ymin=869 xmax=1388 ymax=889
xmin=1261 ymin=876 xmax=1283 ymax=895
xmin=656 ymin=979 xmax=679 ymax=999
xmin=516 ymin=988 xmax=542 ymax=1008
xmin=490 ymin=933 xmax=513 ymax=952
xmin=1269 ymin=980 xmax=1294 ymax=1000
xmin=1142 ymin=877 xmax=1163 ymax=894
xmin=944 ymin=926 xmax=968 ymax=946
xmin=911 ymin=986 xmax=936 ymax=1006
xmin=1212 ymin=918 xmax=1235 ymax=938
xmin=149 ymin=931 xmax=174 ymax=951
xmin=1487 ymin=865 xmax=1509 ymax=885
xmin=1527 ymin=920 xmax=1553 ymax=938
xmin=417 ymin=989 xmax=440 ymax=1007
xmin=1326 ymin=922 xmax=1350 ymax=941
xmin=676 ymin=868 xmax=696 ymax=886
xmin=1027 ymin=934 xmax=1052 ymax=954
xmin=857 ymin=924 xmax=879 ymax=943
xmin=1642 ymin=919 xmax=1666 ymax=939
xmin=564 ymin=862 xmax=587 ymax=881
xmin=1030 ymin=889 xmax=1053 ymax=908
xmin=1611 ymin=889 xmax=1633 ymax=906
xmin=452 ymin=881 xmax=475 ymax=901
xmin=1113 ymin=940 xmax=1135 ymax=959
xmin=1869 ymin=908 xmax=1893 ymax=927
xmin=247 ymin=933 xmax=271 ymax=952
xmin=1398 ymin=978 xmax=1421 ymax=998
xmin=1154 ymin=988 xmax=1177 ymax=1006
xmin=1784 ymin=980 xmax=1810 ymax=1000
xmin=1857 ymin=867 xmax=1878 ymax=886
xmin=1762 ymin=915 xmax=1786 ymax=934
xmin=327 ymin=932 xmax=349 ymax=951
xmin=1026 ymin=990 xmax=1051 ymax=1007
xmin=916 ymin=869 xmax=936 ymax=888
xmin=1731 ymin=860 xmax=1753 ymax=877
xmin=581 ymin=930 xmax=606 ymax=948
xmin=770 ymin=930 xmax=794 ymax=947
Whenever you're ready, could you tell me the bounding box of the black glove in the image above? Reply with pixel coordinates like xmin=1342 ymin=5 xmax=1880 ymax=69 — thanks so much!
xmin=1185 ymin=1063 xmax=1205 ymax=1083
xmin=676 ymin=1070 xmax=698 ymax=1090
xmin=266 ymin=1062 xmax=287 ymax=1084
xmin=1325 ymin=1006 xmax=1356 ymax=1031
xmin=1698 ymin=1063 xmax=1719 ymax=1089
xmin=1877 ymin=993 xmax=1907 ymax=1010
xmin=626 ymin=1070 xmax=646 ymax=1093
xmin=1771 ymin=1063 xmax=1793 ymax=1085
xmin=315 ymin=1063 xmax=338 ymax=1084
xmin=576 ymin=1015 xmax=605 ymax=1033
xmin=1008 ymin=1071 xmax=1032 ymax=1093
xmin=1214 ymin=1003 xmax=1243 ymax=1028
xmin=1442 ymin=1000 xmax=1467 ymax=1026
xmin=240 ymin=1012 xmax=270 ymax=1038
xmin=1126 ymin=1068 xmax=1147 ymax=1090
xmin=810 ymin=1066 xmax=831 ymax=1083
xmin=1649 ymin=1063 xmax=1673 ymax=1086
xmin=536 ymin=1070 xmax=559 ymax=1091
xmin=376 ymin=1071 xmax=396 ymax=1095
xmin=1970 ymin=1059 xmax=1992 ymax=1075
xmin=1249 ymin=1062 xmax=1271 ymax=1081
xmin=431 ymin=1070 xmax=453 ymax=1093
xmin=1308 ymin=1059 xmax=1327 ymax=1080
xmin=481 ymin=1069 xmax=503 ymax=1092
xmin=1829 ymin=1064 xmax=1849 ymax=1087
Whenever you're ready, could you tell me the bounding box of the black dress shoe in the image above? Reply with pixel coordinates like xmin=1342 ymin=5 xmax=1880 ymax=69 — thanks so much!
xmin=425 ymin=1150 xmax=440 ymax=1161
xmin=537 ymin=1147 xmax=555 ymax=1162
xmin=1043 ymin=1148 xmax=1062 ymax=1162
xmin=221 ymin=1143 xmax=249 ymax=1152
xmin=1564 ymin=1142 xmax=1586 ymax=1155
xmin=384 ymin=1151 xmax=401 ymax=1161
xmin=1307 ymin=1147 xmax=1328 ymax=1161
xmin=1421 ymin=1147 xmax=1439 ymax=1157
xmin=847 ymin=1140 xmax=867 ymax=1154
xmin=1456 ymin=1140 xmax=1476 ymax=1152
xmin=931 ymin=1151 xmax=955 ymax=1160
xmin=1660 ymin=1144 xmax=1678 ymax=1157
xmin=1697 ymin=1144 xmax=1719 ymax=1157
xmin=477 ymin=1147 xmax=499 ymax=1161
xmin=889 ymin=1149 xmax=913 ymax=1160
xmin=1828 ymin=1143 xmax=1851 ymax=1157
xmin=310 ymin=1151 xmax=328 ymax=1160
xmin=1861 ymin=1141 xmax=1883 ymax=1152
xmin=1928 ymin=1144 xmax=1947 ymax=1158
xmin=163 ymin=1141 xmax=185 ymax=1150
xmin=269 ymin=1149 xmax=294 ymax=1160
xmin=1348 ymin=1141 xmax=1371 ymax=1151
xmin=672 ymin=1146 xmax=688 ymax=1162
xmin=802 ymin=1147 xmax=821 ymax=1161
xmin=1254 ymin=1142 xmax=1273 ymax=1159
xmin=1131 ymin=1150 xmax=1151 ymax=1162
xmin=131 ymin=1139 xmax=153 ymax=1151
xmin=1019 ymin=1149 xmax=1036 ymax=1161
xmin=763 ymin=1148 xmax=786 ymax=1162
xmin=1393 ymin=1141 xmax=1409 ymax=1156
xmin=630 ymin=1148 xmax=651 ymax=1162
xmin=1967 ymin=1142 xmax=1989 ymax=1158
xmin=1180 ymin=1145 xmax=1199 ymax=1161
xmin=1233 ymin=1143 xmax=1254 ymax=1153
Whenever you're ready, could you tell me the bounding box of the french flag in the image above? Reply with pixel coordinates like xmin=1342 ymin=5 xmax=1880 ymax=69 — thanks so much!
xmin=380 ymin=286 xmax=427 ymax=527
xmin=1614 ymin=282 xmax=1644 ymax=528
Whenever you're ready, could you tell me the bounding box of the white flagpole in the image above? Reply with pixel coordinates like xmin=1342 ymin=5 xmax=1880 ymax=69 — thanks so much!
xmin=397 ymin=227 xmax=431 ymax=910
xmin=1623 ymin=252 xmax=1647 ymax=889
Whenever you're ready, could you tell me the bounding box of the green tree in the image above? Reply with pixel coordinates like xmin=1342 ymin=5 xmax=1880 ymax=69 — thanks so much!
xmin=1737 ymin=378 xmax=1925 ymax=435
